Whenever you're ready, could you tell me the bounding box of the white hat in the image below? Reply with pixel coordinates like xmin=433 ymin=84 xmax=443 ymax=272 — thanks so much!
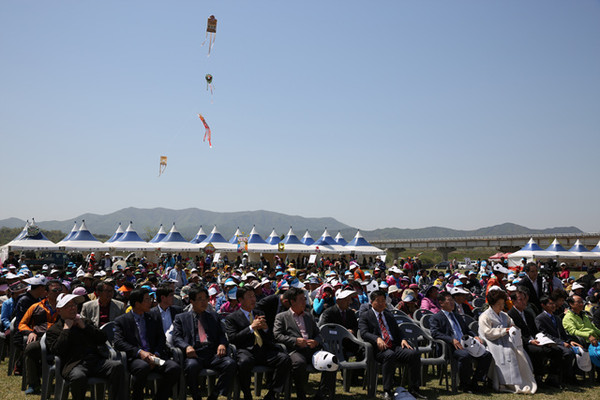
xmin=572 ymin=282 xmax=585 ymax=291
xmin=458 ymin=274 xmax=468 ymax=280
xmin=460 ymin=335 xmax=487 ymax=358
xmin=56 ymin=293 xmax=84 ymax=309
xmin=312 ymin=350 xmax=339 ymax=371
xmin=335 ymin=289 xmax=356 ymax=300
xmin=451 ymin=287 xmax=470 ymax=295
xmin=24 ymin=276 xmax=47 ymax=286
xmin=488 ymin=285 xmax=504 ymax=293
xmin=208 ymin=287 xmax=218 ymax=296
xmin=506 ymin=284 xmax=517 ymax=291
xmin=349 ymin=262 xmax=358 ymax=270
xmin=5 ymin=272 xmax=19 ymax=280
xmin=388 ymin=285 xmax=400 ymax=294
xmin=573 ymin=346 xmax=592 ymax=372
xmin=492 ymin=264 xmax=510 ymax=275
xmin=76 ymin=270 xmax=85 ymax=278
xmin=105 ymin=253 xmax=111 ymax=256
xmin=389 ymin=266 xmax=402 ymax=274
xmin=50 ymin=269 xmax=61 ymax=275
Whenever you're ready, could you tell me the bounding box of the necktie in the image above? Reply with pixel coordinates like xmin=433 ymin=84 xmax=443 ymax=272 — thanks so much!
xmin=134 ymin=315 xmax=150 ymax=351
xmin=197 ymin=316 xmax=207 ymax=343
xmin=341 ymin=310 xmax=347 ymax=325
xmin=449 ymin=312 xmax=463 ymax=341
xmin=249 ymin=313 xmax=263 ymax=347
xmin=378 ymin=313 xmax=392 ymax=349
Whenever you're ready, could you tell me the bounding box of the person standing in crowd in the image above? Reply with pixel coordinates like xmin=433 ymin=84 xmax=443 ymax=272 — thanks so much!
xmin=167 ymin=262 xmax=188 ymax=288
xmin=517 ymin=263 xmax=544 ymax=314
xmin=225 ymin=286 xmax=291 ymax=400
xmin=46 ymin=293 xmax=125 ymax=400
xmin=80 ymin=281 xmax=125 ymax=327
xmin=358 ymin=290 xmax=425 ymax=400
xmin=172 ymin=286 xmax=235 ymax=400
xmin=430 ymin=291 xmax=492 ymax=393
xmin=114 ymin=287 xmax=181 ymax=400
xmin=274 ymin=287 xmax=335 ymax=400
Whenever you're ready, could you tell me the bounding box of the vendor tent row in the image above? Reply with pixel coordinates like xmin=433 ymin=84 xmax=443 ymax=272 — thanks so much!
xmin=1 ymin=221 xmax=385 ymax=255
xmin=507 ymin=238 xmax=600 ymax=266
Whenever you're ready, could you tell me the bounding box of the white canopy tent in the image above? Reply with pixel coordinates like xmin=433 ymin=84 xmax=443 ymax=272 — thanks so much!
xmin=309 ymin=229 xmax=349 ymax=254
xmin=344 ymin=230 xmax=385 ymax=255
xmin=199 ymin=227 xmax=238 ymax=252
xmin=106 ymin=223 xmax=125 ymax=243
xmin=190 ymin=226 xmax=208 ymax=244
xmin=2 ymin=221 xmax=59 ymax=251
xmin=246 ymin=226 xmax=277 ymax=254
xmin=278 ymin=228 xmax=312 ymax=253
xmin=149 ymin=224 xmax=168 ymax=243
xmin=507 ymin=238 xmax=555 ymax=266
xmin=544 ymin=238 xmax=578 ymax=259
xmin=109 ymin=222 xmax=155 ymax=252
xmin=153 ymin=223 xmax=200 ymax=252
xmin=59 ymin=220 xmax=108 ymax=251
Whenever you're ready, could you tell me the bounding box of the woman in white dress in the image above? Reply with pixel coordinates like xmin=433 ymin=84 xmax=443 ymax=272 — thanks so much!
xmin=478 ymin=288 xmax=537 ymax=394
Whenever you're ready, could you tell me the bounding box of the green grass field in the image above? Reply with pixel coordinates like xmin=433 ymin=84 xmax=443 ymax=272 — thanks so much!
xmin=1 ymin=355 xmax=599 ymax=400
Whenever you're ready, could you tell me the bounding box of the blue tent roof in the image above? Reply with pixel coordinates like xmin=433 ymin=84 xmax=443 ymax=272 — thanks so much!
xmin=335 ymin=232 xmax=348 ymax=246
xmin=248 ymin=227 xmax=268 ymax=244
xmin=265 ymin=229 xmax=281 ymax=245
xmin=346 ymin=230 xmax=374 ymax=247
xmin=229 ymin=227 xmax=242 ymax=244
xmin=315 ymin=229 xmax=339 ymax=246
xmin=201 ymin=226 xmax=229 ymax=244
xmin=106 ymin=223 xmax=124 ymax=243
xmin=592 ymin=241 xmax=600 ymax=253
xmin=161 ymin=224 xmax=187 ymax=242
xmin=14 ymin=225 xmax=28 ymax=240
xmin=61 ymin=222 xmax=78 ymax=242
xmin=301 ymin=230 xmax=315 ymax=246
xmin=70 ymin=221 xmax=100 ymax=242
xmin=545 ymin=239 xmax=569 ymax=253
xmin=569 ymin=241 xmax=590 ymax=253
xmin=149 ymin=224 xmax=167 ymax=243
xmin=519 ymin=239 xmax=545 ymax=252
xmin=117 ymin=222 xmax=146 ymax=242
xmin=190 ymin=226 xmax=208 ymax=244
xmin=281 ymin=228 xmax=303 ymax=245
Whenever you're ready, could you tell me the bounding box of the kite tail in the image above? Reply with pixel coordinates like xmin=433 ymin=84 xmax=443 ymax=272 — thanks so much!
xmin=198 ymin=113 xmax=213 ymax=148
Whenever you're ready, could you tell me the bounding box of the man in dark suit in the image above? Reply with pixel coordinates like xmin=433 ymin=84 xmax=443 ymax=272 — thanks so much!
xmin=517 ymin=262 xmax=544 ymax=315
xmin=256 ymin=291 xmax=290 ymax=332
xmin=150 ymin=283 xmax=183 ymax=335
xmin=508 ymin=287 xmax=563 ymax=386
xmin=273 ymin=287 xmax=335 ymax=400
xmin=535 ymin=296 xmax=581 ymax=385
xmin=430 ymin=291 xmax=492 ymax=393
xmin=172 ymin=286 xmax=236 ymax=400
xmin=225 ymin=286 xmax=291 ymax=400
xmin=114 ymin=287 xmax=181 ymax=400
xmin=318 ymin=289 xmax=358 ymax=334
xmin=358 ymin=290 xmax=425 ymax=400
xmin=46 ymin=293 xmax=125 ymax=400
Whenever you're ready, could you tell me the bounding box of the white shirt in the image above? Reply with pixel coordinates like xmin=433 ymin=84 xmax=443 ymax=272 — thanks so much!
xmin=158 ymin=305 xmax=172 ymax=334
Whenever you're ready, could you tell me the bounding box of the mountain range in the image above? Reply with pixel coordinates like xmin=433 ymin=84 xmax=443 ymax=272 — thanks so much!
xmin=0 ymin=207 xmax=583 ymax=242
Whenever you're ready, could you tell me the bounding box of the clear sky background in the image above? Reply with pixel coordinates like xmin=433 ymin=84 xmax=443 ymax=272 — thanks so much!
xmin=1 ymin=1 xmax=599 ymax=232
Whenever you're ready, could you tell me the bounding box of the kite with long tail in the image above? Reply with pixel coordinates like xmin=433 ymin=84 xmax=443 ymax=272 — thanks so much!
xmin=198 ymin=113 xmax=212 ymax=148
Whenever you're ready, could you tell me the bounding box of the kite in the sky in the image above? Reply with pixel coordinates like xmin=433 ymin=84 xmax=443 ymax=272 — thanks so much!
xmin=205 ymin=74 xmax=214 ymax=94
xmin=202 ymin=15 xmax=217 ymax=57
xmin=198 ymin=114 xmax=212 ymax=148
xmin=158 ymin=156 xmax=167 ymax=176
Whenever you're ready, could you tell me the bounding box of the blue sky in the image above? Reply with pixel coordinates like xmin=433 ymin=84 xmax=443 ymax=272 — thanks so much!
xmin=1 ymin=0 xmax=599 ymax=232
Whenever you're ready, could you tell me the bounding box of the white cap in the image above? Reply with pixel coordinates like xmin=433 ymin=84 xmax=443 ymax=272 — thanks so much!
xmin=389 ymin=266 xmax=402 ymax=274
xmin=572 ymin=282 xmax=585 ymax=291
xmin=451 ymin=287 xmax=470 ymax=295
xmin=493 ymin=264 xmax=510 ymax=275
xmin=388 ymin=285 xmax=400 ymax=294
xmin=335 ymin=289 xmax=356 ymax=300
xmin=458 ymin=274 xmax=468 ymax=280
xmin=56 ymin=293 xmax=84 ymax=309
xmin=24 ymin=276 xmax=47 ymax=286
xmin=208 ymin=287 xmax=218 ymax=296
xmin=506 ymin=284 xmax=518 ymax=291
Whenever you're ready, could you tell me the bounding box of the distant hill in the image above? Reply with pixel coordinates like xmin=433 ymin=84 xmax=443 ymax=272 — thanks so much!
xmin=0 ymin=208 xmax=584 ymax=243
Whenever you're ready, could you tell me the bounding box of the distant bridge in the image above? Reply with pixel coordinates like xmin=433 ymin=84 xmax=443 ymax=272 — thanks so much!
xmin=370 ymin=232 xmax=600 ymax=261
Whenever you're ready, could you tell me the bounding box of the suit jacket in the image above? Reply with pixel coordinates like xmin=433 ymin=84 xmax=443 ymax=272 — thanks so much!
xmin=149 ymin=305 xmax=183 ymax=331
xmin=508 ymin=306 xmax=539 ymax=346
xmin=517 ymin=276 xmax=543 ymax=314
xmin=273 ymin=309 xmax=322 ymax=352
xmin=429 ymin=310 xmax=475 ymax=347
xmin=318 ymin=304 xmax=358 ymax=333
xmin=256 ymin=294 xmax=284 ymax=331
xmin=172 ymin=310 xmax=227 ymax=354
xmin=535 ymin=311 xmax=573 ymax=346
xmin=80 ymin=299 xmax=125 ymax=327
xmin=46 ymin=317 xmax=108 ymax=377
xmin=225 ymin=308 xmax=276 ymax=351
xmin=114 ymin=311 xmax=169 ymax=361
xmin=358 ymin=308 xmax=404 ymax=354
